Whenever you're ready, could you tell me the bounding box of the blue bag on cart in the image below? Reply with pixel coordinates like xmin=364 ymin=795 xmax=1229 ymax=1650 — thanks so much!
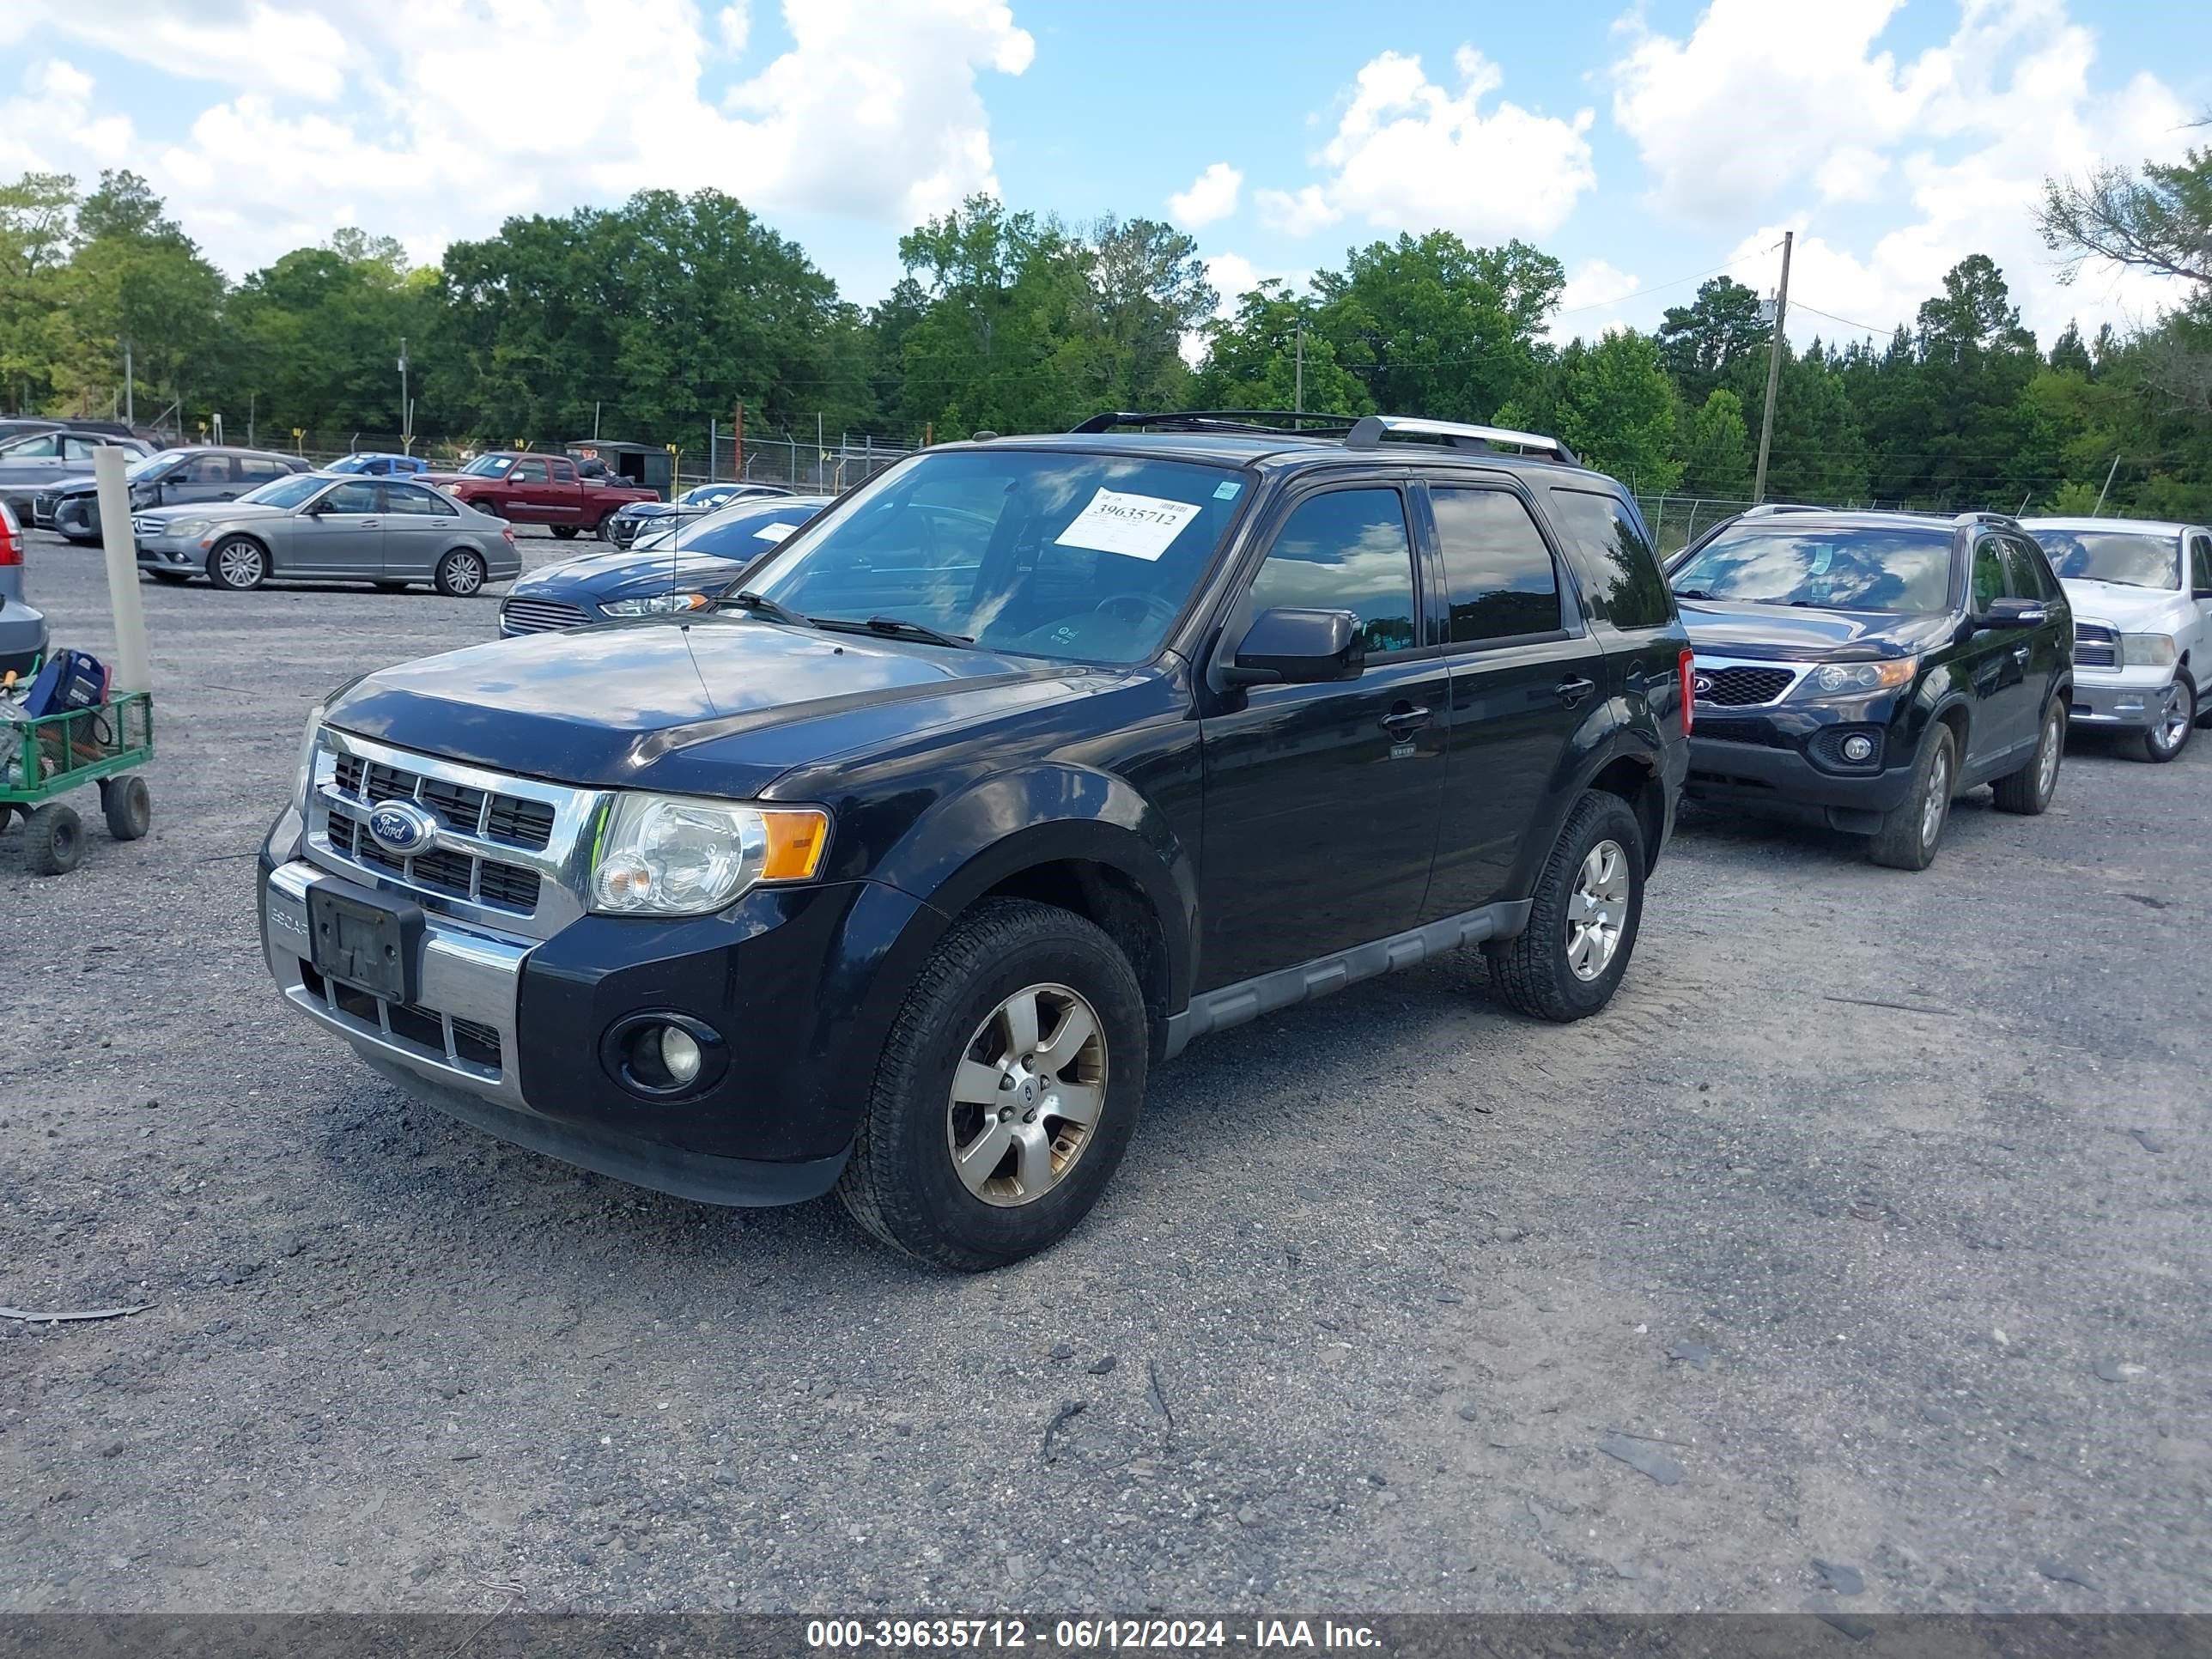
xmin=21 ymin=648 xmax=108 ymax=719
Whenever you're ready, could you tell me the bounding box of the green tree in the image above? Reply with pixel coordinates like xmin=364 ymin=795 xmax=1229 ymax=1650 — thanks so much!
xmin=1191 ymin=281 xmax=1372 ymax=415
xmin=1547 ymin=330 xmax=1682 ymax=493
xmin=0 ymin=172 xmax=80 ymax=410
xmin=2039 ymin=126 xmax=2212 ymax=287
xmin=1675 ymin=387 xmax=1753 ymax=497
xmin=64 ymin=170 xmax=226 ymax=418
xmin=1656 ymin=276 xmax=1770 ymax=403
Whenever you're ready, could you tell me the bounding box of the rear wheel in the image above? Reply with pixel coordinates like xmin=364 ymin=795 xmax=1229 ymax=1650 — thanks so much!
xmin=550 ymin=525 xmax=579 ymax=540
xmin=2141 ymin=678 xmax=2193 ymax=763
xmin=207 ymin=536 xmax=266 ymax=591
xmin=1995 ymin=701 xmax=2064 ymax=811
xmin=1484 ymin=790 xmax=1645 ymax=1022
xmin=22 ymin=802 xmax=82 ymax=875
xmin=434 ymin=548 xmax=486 ymax=597
xmin=1869 ymin=724 xmax=1955 ymax=869
xmin=100 ymin=775 xmax=149 ymax=841
xmin=837 ymin=897 xmax=1147 ymax=1270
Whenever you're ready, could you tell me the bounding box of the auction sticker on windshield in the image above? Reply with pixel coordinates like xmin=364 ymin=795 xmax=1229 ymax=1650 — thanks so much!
xmin=754 ymin=522 xmax=798 ymax=541
xmin=1054 ymin=488 xmax=1202 ymax=561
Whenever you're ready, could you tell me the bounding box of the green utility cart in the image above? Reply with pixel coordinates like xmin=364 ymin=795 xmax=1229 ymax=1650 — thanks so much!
xmin=0 ymin=690 xmax=154 ymax=874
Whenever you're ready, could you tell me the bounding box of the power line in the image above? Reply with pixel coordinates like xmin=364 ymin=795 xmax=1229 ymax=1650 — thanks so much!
xmin=1553 ymin=252 xmax=1770 ymax=318
xmin=1790 ymin=300 xmax=1898 ymax=337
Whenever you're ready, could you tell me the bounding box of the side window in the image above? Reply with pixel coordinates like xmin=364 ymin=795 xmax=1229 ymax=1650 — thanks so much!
xmin=510 ymin=459 xmax=549 ymax=484
xmin=1970 ymin=536 xmax=2006 ymax=612
xmin=1431 ymin=487 xmax=1564 ymax=645
xmin=184 ymin=454 xmax=234 ymax=483
xmin=319 ymin=480 xmax=380 ymax=514
xmin=385 ymin=483 xmax=456 ymax=517
xmin=548 ymin=459 xmax=577 ymax=483
xmin=238 ymin=457 xmax=288 ymax=483
xmin=1999 ymin=536 xmax=2050 ymax=602
xmin=63 ymin=435 xmax=100 ymax=460
xmin=2191 ymin=535 xmax=2212 ymax=594
xmin=1247 ymin=488 xmax=1418 ymax=657
xmin=1543 ymin=487 xmax=1672 ymax=629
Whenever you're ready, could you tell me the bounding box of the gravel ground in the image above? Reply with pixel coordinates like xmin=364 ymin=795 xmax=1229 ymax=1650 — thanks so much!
xmin=1 ymin=526 xmax=2206 ymax=1615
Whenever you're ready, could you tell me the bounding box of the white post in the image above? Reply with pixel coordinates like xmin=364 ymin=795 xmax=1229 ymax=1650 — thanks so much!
xmin=93 ymin=447 xmax=151 ymax=694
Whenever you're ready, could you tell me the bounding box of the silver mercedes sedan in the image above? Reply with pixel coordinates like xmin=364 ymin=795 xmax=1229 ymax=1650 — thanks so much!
xmin=131 ymin=471 xmax=521 ymax=595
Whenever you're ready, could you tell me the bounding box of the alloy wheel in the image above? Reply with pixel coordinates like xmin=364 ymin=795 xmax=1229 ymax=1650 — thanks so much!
xmin=2150 ymin=685 xmax=2189 ymax=758
xmin=216 ymin=541 xmax=264 ymax=588
xmin=945 ymin=982 xmax=1107 ymax=1207
xmin=2039 ymin=708 xmax=2064 ymax=793
xmin=442 ymin=552 xmax=484 ymax=595
xmin=1565 ymin=838 xmax=1630 ymax=982
xmin=1921 ymin=745 xmax=1952 ymax=848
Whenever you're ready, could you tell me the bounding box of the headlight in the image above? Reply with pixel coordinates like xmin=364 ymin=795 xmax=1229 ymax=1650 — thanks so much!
xmin=590 ymin=793 xmax=829 ymax=915
xmin=2120 ymin=632 xmax=2177 ymax=666
xmin=601 ymin=592 xmax=709 ymax=617
xmin=171 ymin=518 xmax=211 ymax=540
xmin=1792 ymin=657 xmax=1917 ymax=698
xmin=292 ymin=702 xmax=327 ymax=808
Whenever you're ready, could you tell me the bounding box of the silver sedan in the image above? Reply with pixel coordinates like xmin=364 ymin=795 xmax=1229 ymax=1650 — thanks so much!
xmin=132 ymin=472 xmax=521 ymax=595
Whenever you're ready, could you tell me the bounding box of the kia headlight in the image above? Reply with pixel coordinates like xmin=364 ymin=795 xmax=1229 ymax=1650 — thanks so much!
xmin=590 ymin=794 xmax=829 ymax=915
xmin=601 ymin=591 xmax=709 ymax=617
xmin=2120 ymin=632 xmax=2177 ymax=667
xmin=1793 ymin=657 xmax=1917 ymax=699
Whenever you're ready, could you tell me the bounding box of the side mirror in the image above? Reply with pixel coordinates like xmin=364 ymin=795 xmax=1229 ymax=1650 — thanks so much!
xmin=1976 ymin=597 xmax=2047 ymax=629
xmin=1221 ymin=606 xmax=1365 ymax=687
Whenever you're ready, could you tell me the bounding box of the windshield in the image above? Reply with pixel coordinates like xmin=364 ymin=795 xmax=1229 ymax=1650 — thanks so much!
xmin=326 ymin=454 xmax=374 ymax=473
xmin=129 ymin=448 xmax=190 ymax=481
xmin=2030 ymin=527 xmax=2178 ymax=590
xmin=1671 ymin=526 xmax=1954 ymax=613
xmin=459 ymin=454 xmax=513 ymax=477
xmin=678 ymin=483 xmax=734 ymax=507
xmin=238 ymin=474 xmax=327 ymax=509
xmin=0 ymin=432 xmax=57 ymax=456
xmin=744 ymin=450 xmax=1245 ymax=662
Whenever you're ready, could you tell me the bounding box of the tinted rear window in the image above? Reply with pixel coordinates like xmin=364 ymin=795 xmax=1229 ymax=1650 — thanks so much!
xmin=1431 ymin=487 xmax=1562 ymax=644
xmin=1544 ymin=488 xmax=1673 ymax=629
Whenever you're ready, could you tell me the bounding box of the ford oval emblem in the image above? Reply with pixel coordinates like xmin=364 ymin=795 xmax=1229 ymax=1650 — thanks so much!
xmin=366 ymin=799 xmax=437 ymax=855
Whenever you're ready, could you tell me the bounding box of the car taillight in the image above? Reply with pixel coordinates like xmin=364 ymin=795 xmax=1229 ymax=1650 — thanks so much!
xmin=0 ymin=513 xmax=20 ymax=568
xmin=1677 ymin=647 xmax=1695 ymax=736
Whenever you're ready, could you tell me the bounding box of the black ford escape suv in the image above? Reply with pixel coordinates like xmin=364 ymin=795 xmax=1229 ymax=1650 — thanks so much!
xmin=1670 ymin=506 xmax=2073 ymax=870
xmin=258 ymin=411 xmax=1691 ymax=1268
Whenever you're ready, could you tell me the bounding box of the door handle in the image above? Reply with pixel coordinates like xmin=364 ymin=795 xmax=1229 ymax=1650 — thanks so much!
xmin=1555 ymin=676 xmax=1598 ymax=707
xmin=2011 ymin=644 xmax=2030 ymax=664
xmin=358 ymin=520 xmax=380 ymax=528
xmin=1380 ymin=704 xmax=1434 ymax=736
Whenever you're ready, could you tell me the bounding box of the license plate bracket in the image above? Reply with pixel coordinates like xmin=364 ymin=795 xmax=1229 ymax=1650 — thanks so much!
xmin=308 ymin=883 xmax=425 ymax=1005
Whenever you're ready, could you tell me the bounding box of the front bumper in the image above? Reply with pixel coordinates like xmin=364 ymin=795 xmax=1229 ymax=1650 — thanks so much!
xmin=258 ymin=841 xmax=927 ymax=1206
xmin=2067 ymin=665 xmax=2175 ymax=730
xmin=1685 ymin=731 xmax=1916 ymax=834
xmin=135 ymin=533 xmax=204 ymax=570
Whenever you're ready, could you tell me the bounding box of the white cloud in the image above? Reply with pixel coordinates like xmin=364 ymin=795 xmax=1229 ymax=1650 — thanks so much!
xmin=1 ymin=0 xmax=1033 ymax=280
xmin=10 ymin=2 xmax=352 ymax=102
xmin=1547 ymin=258 xmax=1643 ymax=342
xmin=0 ymin=60 xmax=135 ymax=177
xmin=1616 ymin=0 xmax=2198 ymax=346
xmin=1168 ymin=161 xmax=1242 ymax=228
xmin=1258 ymin=46 xmax=1595 ymax=241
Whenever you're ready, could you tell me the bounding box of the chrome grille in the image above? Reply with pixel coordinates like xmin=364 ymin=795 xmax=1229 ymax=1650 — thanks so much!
xmin=307 ymin=730 xmax=603 ymax=940
xmin=131 ymin=515 xmax=163 ymax=538
xmin=301 ymin=961 xmax=503 ymax=1078
xmin=2075 ymin=621 xmax=2117 ymax=669
xmin=500 ymin=596 xmax=589 ymax=635
xmin=32 ymin=492 xmax=58 ymax=526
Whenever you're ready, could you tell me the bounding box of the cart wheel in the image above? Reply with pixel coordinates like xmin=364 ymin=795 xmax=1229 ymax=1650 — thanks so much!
xmin=0 ymin=803 xmax=15 ymax=834
xmin=101 ymin=775 xmax=151 ymax=841
xmin=23 ymin=803 xmax=83 ymax=875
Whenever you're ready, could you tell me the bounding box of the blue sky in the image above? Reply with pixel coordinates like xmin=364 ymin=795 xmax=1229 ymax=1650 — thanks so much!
xmin=3 ymin=0 xmax=2206 ymax=351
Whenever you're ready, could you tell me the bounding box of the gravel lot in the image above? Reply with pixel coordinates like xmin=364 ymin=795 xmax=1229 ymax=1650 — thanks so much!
xmin=2 ymin=525 xmax=2206 ymax=1615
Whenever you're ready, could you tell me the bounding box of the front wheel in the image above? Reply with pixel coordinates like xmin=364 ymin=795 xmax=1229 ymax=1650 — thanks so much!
xmin=100 ymin=775 xmax=150 ymax=841
xmin=22 ymin=802 xmax=82 ymax=875
xmin=550 ymin=525 xmax=579 ymax=540
xmin=2140 ymin=678 xmax=2194 ymax=763
xmin=837 ymin=897 xmax=1148 ymax=1270
xmin=1994 ymin=701 xmax=2064 ymax=811
xmin=1869 ymin=724 xmax=1956 ymax=869
xmin=1484 ymin=790 xmax=1646 ymax=1022
xmin=434 ymin=548 xmax=487 ymax=597
xmin=207 ymin=536 xmax=266 ymax=591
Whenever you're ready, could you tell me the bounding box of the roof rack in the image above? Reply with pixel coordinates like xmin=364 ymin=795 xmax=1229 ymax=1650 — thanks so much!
xmin=1739 ymin=501 xmax=1829 ymax=517
xmin=1066 ymin=410 xmax=1360 ymax=438
xmin=1343 ymin=415 xmax=1578 ymax=465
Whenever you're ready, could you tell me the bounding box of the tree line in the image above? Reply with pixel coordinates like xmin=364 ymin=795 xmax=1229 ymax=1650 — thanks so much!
xmin=1 ymin=155 xmax=2207 ymax=520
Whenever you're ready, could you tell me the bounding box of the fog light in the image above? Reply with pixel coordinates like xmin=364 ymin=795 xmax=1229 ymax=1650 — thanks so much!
xmin=659 ymin=1025 xmax=702 ymax=1085
xmin=1840 ymin=734 xmax=1875 ymax=763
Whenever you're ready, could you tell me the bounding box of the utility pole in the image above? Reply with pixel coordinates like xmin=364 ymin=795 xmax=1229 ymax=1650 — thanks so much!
xmin=1752 ymin=230 xmax=1793 ymax=505
xmin=397 ymin=337 xmax=410 ymax=452
xmin=2093 ymin=453 xmax=2121 ymax=514
xmin=123 ymin=340 xmax=133 ymax=427
xmin=1294 ymin=315 xmax=1305 ymax=414
xmin=734 ymin=399 xmax=744 ymax=478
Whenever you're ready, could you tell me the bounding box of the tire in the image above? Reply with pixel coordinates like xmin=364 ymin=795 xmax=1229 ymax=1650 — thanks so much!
xmin=434 ymin=548 xmax=487 ymax=597
xmin=1869 ymin=724 xmax=1956 ymax=869
xmin=836 ymin=897 xmax=1148 ymax=1271
xmin=149 ymin=570 xmax=190 ymax=585
xmin=373 ymin=580 xmax=409 ymax=592
xmin=22 ymin=802 xmax=82 ymax=875
xmin=100 ymin=775 xmax=150 ymax=842
xmin=2140 ymin=677 xmax=2194 ymax=763
xmin=1994 ymin=700 xmax=2064 ymax=813
xmin=1483 ymin=790 xmax=1645 ymax=1023
xmin=207 ymin=536 xmax=267 ymax=591
xmin=550 ymin=525 xmax=579 ymax=540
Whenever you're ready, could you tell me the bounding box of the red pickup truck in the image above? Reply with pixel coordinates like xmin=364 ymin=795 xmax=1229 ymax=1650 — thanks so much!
xmin=428 ymin=453 xmax=657 ymax=538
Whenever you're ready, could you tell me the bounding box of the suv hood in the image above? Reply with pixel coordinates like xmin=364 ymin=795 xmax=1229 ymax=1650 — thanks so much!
xmin=327 ymin=616 xmax=1079 ymax=793
xmin=514 ymin=546 xmax=745 ymax=600
xmin=2060 ymin=576 xmax=2185 ymax=628
xmin=1677 ymin=599 xmax=1953 ymax=661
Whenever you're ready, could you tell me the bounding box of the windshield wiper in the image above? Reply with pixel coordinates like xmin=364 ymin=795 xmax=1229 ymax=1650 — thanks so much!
xmin=817 ymin=615 xmax=973 ymax=647
xmin=720 ymin=590 xmax=816 ymax=629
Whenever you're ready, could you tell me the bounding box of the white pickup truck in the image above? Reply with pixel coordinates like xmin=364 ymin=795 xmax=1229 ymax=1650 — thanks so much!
xmin=2021 ymin=517 xmax=2212 ymax=763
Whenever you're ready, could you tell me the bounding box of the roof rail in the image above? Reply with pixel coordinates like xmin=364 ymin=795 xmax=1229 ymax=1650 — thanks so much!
xmin=1066 ymin=410 xmax=1360 ymax=438
xmin=1739 ymin=501 xmax=1829 ymax=517
xmin=1343 ymin=415 xmax=1578 ymax=465
xmin=1952 ymin=509 xmax=2021 ymax=527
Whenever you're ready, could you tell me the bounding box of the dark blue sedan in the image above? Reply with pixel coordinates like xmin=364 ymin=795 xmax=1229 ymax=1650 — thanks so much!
xmin=601 ymin=481 xmax=795 ymax=549
xmin=497 ymin=495 xmax=830 ymax=636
